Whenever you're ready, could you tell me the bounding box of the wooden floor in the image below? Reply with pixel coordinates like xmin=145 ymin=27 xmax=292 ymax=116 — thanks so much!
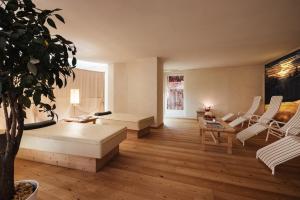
xmin=15 ymin=119 xmax=300 ymax=200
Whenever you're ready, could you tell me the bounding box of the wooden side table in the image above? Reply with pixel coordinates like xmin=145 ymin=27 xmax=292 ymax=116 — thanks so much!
xmin=63 ymin=117 xmax=97 ymax=124
xmin=196 ymin=110 xmax=205 ymax=120
xmin=199 ymin=117 xmax=235 ymax=154
xmin=197 ymin=110 xmax=215 ymax=121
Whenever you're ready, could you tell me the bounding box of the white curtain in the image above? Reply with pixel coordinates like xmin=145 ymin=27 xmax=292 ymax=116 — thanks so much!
xmin=0 ymin=69 xmax=104 ymax=128
xmin=53 ymin=69 xmax=104 ymax=120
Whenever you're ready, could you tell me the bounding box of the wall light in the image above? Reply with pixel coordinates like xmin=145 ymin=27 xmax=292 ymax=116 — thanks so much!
xmin=70 ymin=89 xmax=80 ymax=116
xmin=70 ymin=89 xmax=80 ymax=104
xmin=203 ymin=101 xmax=214 ymax=110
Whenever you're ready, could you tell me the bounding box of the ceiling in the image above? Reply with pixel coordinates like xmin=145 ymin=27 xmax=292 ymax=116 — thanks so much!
xmin=35 ymin=0 xmax=300 ymax=70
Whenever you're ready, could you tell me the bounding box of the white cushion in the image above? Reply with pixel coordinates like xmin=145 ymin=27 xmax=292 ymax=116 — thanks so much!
xmin=99 ymin=113 xmax=154 ymax=130
xmin=20 ymin=123 xmax=127 ymax=158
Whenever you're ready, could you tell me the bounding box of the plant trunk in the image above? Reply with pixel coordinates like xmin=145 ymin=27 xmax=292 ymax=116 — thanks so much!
xmin=0 ymin=149 xmax=15 ymax=200
xmin=0 ymin=99 xmax=24 ymax=200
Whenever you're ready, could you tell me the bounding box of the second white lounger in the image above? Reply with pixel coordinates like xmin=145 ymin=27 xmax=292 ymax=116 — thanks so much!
xmin=256 ymin=105 xmax=300 ymax=175
xmin=256 ymin=136 xmax=300 ymax=175
xmin=228 ymin=96 xmax=261 ymax=127
xmin=266 ymin=104 xmax=300 ymax=141
xmin=236 ymin=96 xmax=283 ymax=145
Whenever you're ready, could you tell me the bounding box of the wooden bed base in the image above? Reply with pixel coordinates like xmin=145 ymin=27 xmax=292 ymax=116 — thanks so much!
xmin=127 ymin=127 xmax=151 ymax=138
xmin=17 ymin=146 xmax=119 ymax=173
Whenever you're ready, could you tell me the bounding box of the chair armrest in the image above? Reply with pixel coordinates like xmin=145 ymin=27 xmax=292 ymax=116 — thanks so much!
xmin=237 ymin=112 xmax=245 ymax=117
xmin=249 ymin=114 xmax=261 ymax=123
xmin=268 ymin=125 xmax=283 ymax=133
xmin=257 ymin=117 xmax=274 ymax=125
xmin=285 ymin=127 xmax=300 ymax=136
xmin=269 ymin=120 xmax=286 ymax=129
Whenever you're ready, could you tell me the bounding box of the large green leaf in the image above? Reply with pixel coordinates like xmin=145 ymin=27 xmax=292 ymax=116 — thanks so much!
xmin=21 ymin=75 xmax=34 ymax=87
xmin=24 ymin=89 xmax=33 ymax=96
xmin=72 ymin=57 xmax=77 ymax=66
xmin=27 ymin=62 xmax=38 ymax=75
xmin=0 ymin=37 xmax=6 ymax=49
xmin=48 ymin=76 xmax=54 ymax=86
xmin=47 ymin=18 xmax=57 ymax=29
xmin=56 ymin=77 xmax=63 ymax=88
xmin=19 ymin=95 xmax=31 ymax=108
xmin=23 ymin=0 xmax=36 ymax=9
xmin=6 ymin=0 xmax=19 ymax=11
xmin=33 ymin=91 xmax=41 ymax=105
xmin=55 ymin=14 xmax=65 ymax=23
xmin=53 ymin=8 xmax=62 ymax=12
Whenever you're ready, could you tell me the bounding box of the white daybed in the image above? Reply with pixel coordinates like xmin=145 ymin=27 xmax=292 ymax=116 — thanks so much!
xmin=98 ymin=113 xmax=154 ymax=138
xmin=17 ymin=123 xmax=127 ymax=172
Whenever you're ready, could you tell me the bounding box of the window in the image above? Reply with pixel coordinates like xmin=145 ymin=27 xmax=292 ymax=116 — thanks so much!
xmin=167 ymin=75 xmax=184 ymax=110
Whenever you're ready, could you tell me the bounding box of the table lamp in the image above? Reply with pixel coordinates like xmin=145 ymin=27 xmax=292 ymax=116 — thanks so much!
xmin=70 ymin=89 xmax=80 ymax=116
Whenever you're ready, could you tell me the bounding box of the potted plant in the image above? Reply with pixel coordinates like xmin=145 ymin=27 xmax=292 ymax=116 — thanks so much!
xmin=0 ymin=0 xmax=76 ymax=199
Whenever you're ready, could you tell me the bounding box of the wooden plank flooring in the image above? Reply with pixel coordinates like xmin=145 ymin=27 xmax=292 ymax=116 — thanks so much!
xmin=15 ymin=119 xmax=300 ymax=200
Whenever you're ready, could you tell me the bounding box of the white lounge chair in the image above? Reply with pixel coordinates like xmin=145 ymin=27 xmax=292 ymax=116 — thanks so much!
xmin=256 ymin=136 xmax=300 ymax=175
xmin=265 ymin=105 xmax=300 ymax=141
xmin=256 ymin=106 xmax=300 ymax=175
xmin=236 ymin=96 xmax=283 ymax=146
xmin=228 ymin=96 xmax=261 ymax=127
xmin=221 ymin=113 xmax=234 ymax=121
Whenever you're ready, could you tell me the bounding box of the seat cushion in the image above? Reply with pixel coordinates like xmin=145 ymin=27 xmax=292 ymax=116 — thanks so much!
xmin=99 ymin=113 xmax=154 ymax=130
xmin=21 ymin=123 xmax=127 ymax=158
xmin=23 ymin=123 xmax=126 ymax=145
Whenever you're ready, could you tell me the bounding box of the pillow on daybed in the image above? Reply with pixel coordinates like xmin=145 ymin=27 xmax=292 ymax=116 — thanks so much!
xmin=94 ymin=111 xmax=112 ymax=116
xmin=24 ymin=120 xmax=56 ymax=130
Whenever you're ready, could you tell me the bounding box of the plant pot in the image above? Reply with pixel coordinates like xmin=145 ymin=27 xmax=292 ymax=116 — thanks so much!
xmin=15 ymin=180 xmax=39 ymax=200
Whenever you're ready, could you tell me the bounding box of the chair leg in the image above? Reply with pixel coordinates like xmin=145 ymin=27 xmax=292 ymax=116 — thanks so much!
xmin=265 ymin=130 xmax=270 ymax=142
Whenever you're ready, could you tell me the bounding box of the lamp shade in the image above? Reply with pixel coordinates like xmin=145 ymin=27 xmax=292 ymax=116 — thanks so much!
xmin=70 ymin=89 xmax=80 ymax=104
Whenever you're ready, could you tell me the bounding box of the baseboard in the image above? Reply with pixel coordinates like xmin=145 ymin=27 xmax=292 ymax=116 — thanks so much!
xmin=151 ymin=122 xmax=164 ymax=129
xmin=164 ymin=117 xmax=197 ymax=120
xmin=18 ymin=146 xmax=119 ymax=172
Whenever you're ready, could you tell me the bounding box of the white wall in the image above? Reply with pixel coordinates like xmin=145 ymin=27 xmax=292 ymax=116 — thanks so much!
xmin=109 ymin=57 xmax=163 ymax=127
xmin=165 ymin=65 xmax=264 ymax=118
xmin=127 ymin=58 xmax=158 ymax=116
xmin=112 ymin=63 xmax=128 ymax=113
xmin=107 ymin=64 xmax=115 ymax=112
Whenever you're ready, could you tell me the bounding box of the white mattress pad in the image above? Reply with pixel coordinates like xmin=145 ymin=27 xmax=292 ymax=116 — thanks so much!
xmin=18 ymin=123 xmax=127 ymax=158
xmin=99 ymin=113 xmax=154 ymax=130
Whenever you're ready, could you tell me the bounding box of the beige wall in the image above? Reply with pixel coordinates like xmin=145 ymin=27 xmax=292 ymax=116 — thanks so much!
xmin=127 ymin=58 xmax=158 ymax=116
xmin=165 ymin=65 xmax=264 ymax=118
xmin=110 ymin=57 xmax=163 ymax=127
xmin=157 ymin=58 xmax=164 ymax=126
xmin=111 ymin=63 xmax=128 ymax=113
